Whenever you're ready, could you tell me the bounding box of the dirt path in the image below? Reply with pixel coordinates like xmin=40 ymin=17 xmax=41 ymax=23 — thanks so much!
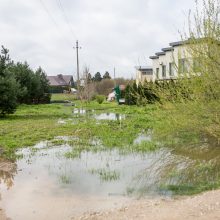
xmin=76 ymin=190 xmax=220 ymax=220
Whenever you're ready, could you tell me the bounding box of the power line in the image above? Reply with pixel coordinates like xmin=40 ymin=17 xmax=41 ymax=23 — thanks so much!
xmin=39 ymin=0 xmax=59 ymax=29
xmin=39 ymin=0 xmax=81 ymax=81
xmin=56 ymin=0 xmax=78 ymax=40
xmin=39 ymin=0 xmax=72 ymax=47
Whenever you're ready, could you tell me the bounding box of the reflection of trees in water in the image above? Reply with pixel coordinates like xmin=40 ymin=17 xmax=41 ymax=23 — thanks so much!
xmin=0 ymin=158 xmax=17 ymax=189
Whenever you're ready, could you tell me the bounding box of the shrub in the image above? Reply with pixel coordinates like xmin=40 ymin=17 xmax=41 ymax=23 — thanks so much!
xmin=96 ymin=95 xmax=105 ymax=104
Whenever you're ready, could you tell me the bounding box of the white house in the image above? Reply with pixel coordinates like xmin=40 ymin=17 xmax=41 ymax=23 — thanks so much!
xmin=149 ymin=39 xmax=194 ymax=81
xmin=136 ymin=38 xmax=220 ymax=84
xmin=135 ymin=66 xmax=153 ymax=85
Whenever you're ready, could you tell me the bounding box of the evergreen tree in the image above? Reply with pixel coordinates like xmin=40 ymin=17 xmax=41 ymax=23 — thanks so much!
xmin=34 ymin=67 xmax=51 ymax=103
xmin=103 ymin=71 xmax=111 ymax=79
xmin=0 ymin=46 xmax=20 ymax=115
xmin=93 ymin=72 xmax=102 ymax=82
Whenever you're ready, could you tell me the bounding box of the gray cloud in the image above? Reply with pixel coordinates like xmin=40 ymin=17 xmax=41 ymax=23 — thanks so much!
xmin=0 ymin=0 xmax=194 ymax=79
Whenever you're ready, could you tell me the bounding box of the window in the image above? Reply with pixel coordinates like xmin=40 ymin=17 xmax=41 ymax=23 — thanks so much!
xmin=178 ymin=58 xmax=190 ymax=73
xmin=162 ymin=65 xmax=166 ymax=78
xmin=193 ymin=57 xmax=201 ymax=72
xmin=142 ymin=70 xmax=153 ymax=75
xmin=156 ymin=68 xmax=159 ymax=79
xmin=169 ymin=62 xmax=174 ymax=76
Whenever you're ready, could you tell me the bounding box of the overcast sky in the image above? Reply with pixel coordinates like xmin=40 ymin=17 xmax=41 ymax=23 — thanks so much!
xmin=0 ymin=0 xmax=195 ymax=79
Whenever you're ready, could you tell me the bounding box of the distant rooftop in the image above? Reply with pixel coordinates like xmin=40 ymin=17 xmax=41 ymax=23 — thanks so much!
xmin=47 ymin=74 xmax=73 ymax=86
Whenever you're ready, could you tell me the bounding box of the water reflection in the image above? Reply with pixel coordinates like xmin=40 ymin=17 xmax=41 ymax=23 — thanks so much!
xmin=72 ymin=108 xmax=94 ymax=115
xmin=0 ymin=158 xmax=17 ymax=189
xmin=73 ymin=108 xmax=87 ymax=115
xmin=133 ymin=130 xmax=152 ymax=144
xmin=0 ymin=136 xmax=220 ymax=219
xmin=94 ymin=113 xmax=125 ymax=121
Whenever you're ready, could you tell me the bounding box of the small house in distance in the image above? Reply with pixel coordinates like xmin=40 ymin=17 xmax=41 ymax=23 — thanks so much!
xmin=135 ymin=66 xmax=153 ymax=85
xmin=47 ymin=74 xmax=75 ymax=93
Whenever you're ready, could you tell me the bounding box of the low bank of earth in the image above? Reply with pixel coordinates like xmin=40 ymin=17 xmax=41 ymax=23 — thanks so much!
xmin=76 ymin=190 xmax=220 ymax=220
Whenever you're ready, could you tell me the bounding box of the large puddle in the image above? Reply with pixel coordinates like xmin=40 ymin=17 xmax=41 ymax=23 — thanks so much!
xmin=1 ymin=136 xmax=220 ymax=220
xmin=0 ymin=138 xmax=175 ymax=220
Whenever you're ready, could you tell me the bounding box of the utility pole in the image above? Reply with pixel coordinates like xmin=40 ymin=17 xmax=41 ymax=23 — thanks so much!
xmin=73 ymin=40 xmax=81 ymax=88
xmin=114 ymin=67 xmax=116 ymax=86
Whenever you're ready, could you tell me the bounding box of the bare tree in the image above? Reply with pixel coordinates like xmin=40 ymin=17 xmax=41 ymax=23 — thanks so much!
xmin=77 ymin=65 xmax=96 ymax=102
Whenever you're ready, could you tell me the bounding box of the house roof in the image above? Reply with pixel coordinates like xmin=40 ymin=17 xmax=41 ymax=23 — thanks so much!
xmin=155 ymin=51 xmax=166 ymax=56
xmin=135 ymin=66 xmax=152 ymax=71
xmin=162 ymin=47 xmax=174 ymax=52
xmin=149 ymin=55 xmax=159 ymax=59
xmin=47 ymin=74 xmax=73 ymax=86
xmin=149 ymin=37 xmax=220 ymax=62
xmin=169 ymin=40 xmax=187 ymax=47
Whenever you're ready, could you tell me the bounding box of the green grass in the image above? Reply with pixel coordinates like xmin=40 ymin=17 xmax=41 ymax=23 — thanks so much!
xmin=162 ymin=181 xmax=220 ymax=195
xmin=0 ymin=93 xmax=220 ymax=196
xmin=0 ymin=98 xmax=156 ymax=157
xmin=51 ymin=93 xmax=77 ymax=102
xmin=0 ymin=95 xmax=219 ymax=156
xmin=59 ymin=174 xmax=71 ymax=184
xmin=89 ymin=168 xmax=120 ymax=182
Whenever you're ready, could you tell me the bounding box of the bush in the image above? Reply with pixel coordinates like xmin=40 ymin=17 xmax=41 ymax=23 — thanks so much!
xmin=96 ymin=95 xmax=105 ymax=104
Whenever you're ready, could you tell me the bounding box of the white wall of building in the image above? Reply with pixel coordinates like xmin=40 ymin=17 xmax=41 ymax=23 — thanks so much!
xmin=150 ymin=43 xmax=193 ymax=81
xmin=136 ymin=40 xmax=198 ymax=84
xmin=136 ymin=67 xmax=153 ymax=84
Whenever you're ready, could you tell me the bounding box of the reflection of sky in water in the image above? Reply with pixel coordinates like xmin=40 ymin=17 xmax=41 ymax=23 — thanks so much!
xmin=58 ymin=110 xmax=126 ymax=124
xmin=133 ymin=131 xmax=152 ymax=144
xmin=0 ymin=142 xmax=172 ymax=220
xmin=0 ymin=136 xmax=219 ymax=220
xmin=12 ymin=143 xmax=169 ymax=197
xmin=94 ymin=113 xmax=126 ymax=121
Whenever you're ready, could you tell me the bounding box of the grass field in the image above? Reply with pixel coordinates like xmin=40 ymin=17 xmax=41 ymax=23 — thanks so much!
xmin=0 ymin=94 xmax=219 ymax=155
xmin=0 ymin=97 xmax=157 ymax=157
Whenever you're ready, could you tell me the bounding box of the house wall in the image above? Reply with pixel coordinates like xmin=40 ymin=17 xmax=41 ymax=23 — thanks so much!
xmin=152 ymin=58 xmax=159 ymax=81
xmin=136 ymin=70 xmax=153 ymax=84
xmin=152 ymin=45 xmax=193 ymax=81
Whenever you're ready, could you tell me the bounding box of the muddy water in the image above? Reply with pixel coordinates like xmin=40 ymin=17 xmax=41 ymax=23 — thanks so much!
xmin=0 ymin=140 xmax=173 ymax=220
xmin=0 ymin=135 xmax=220 ymax=220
